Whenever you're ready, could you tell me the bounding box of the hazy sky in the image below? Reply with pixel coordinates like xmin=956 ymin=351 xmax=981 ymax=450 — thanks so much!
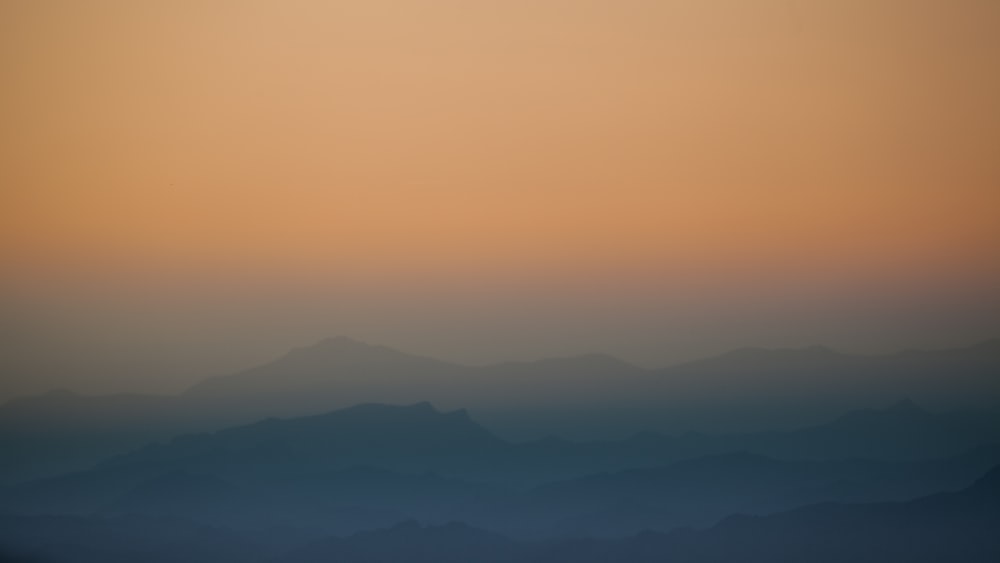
xmin=2 ymin=0 xmax=999 ymax=398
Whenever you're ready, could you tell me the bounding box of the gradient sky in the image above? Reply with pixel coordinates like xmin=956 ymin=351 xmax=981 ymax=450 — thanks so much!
xmin=2 ymin=0 xmax=999 ymax=398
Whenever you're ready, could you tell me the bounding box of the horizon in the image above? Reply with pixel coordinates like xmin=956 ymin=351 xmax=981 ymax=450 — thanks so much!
xmin=3 ymin=3 xmax=999 ymax=559
xmin=3 ymin=333 xmax=1000 ymax=401
xmin=3 ymin=0 xmax=1000 ymax=400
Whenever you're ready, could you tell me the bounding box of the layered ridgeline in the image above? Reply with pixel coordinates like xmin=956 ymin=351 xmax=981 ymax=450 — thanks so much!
xmin=3 ymin=337 xmax=1000 ymax=484
xmin=279 ymin=467 xmax=1000 ymax=563
xmin=3 ymin=402 xmax=1000 ymax=540
xmin=1 ymin=402 xmax=999 ymax=562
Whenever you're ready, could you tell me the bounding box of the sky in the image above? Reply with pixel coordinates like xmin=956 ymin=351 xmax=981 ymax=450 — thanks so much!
xmin=2 ymin=0 xmax=999 ymax=399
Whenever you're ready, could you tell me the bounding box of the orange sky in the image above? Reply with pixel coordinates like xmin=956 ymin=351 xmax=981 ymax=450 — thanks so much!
xmin=2 ymin=0 xmax=999 ymax=396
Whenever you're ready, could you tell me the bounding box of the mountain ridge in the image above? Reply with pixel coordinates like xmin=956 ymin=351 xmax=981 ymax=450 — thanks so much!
xmin=3 ymin=337 xmax=1000 ymax=484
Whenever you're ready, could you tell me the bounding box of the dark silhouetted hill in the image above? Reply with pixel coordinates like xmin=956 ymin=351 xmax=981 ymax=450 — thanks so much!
xmin=283 ymin=520 xmax=526 ymax=563
xmin=2 ymin=403 xmax=519 ymax=538
xmin=5 ymin=401 xmax=1000 ymax=542
xmin=12 ymin=468 xmax=998 ymax=563
xmin=719 ymin=398 xmax=999 ymax=460
xmin=0 ymin=513 xmax=263 ymax=563
xmin=99 ymin=401 xmax=506 ymax=475
xmin=509 ymin=445 xmax=1000 ymax=536
xmin=4 ymin=338 xmax=1000 ymax=484
xmin=536 ymin=464 xmax=1000 ymax=562
xmin=182 ymin=337 xmax=466 ymax=410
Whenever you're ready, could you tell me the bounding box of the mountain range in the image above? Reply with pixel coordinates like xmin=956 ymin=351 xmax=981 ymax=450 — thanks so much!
xmin=4 ymin=401 xmax=1000 ymax=541
xmin=3 ymin=463 xmax=999 ymax=562
xmin=3 ymin=337 xmax=1000 ymax=485
xmin=2 ymin=337 xmax=999 ymax=563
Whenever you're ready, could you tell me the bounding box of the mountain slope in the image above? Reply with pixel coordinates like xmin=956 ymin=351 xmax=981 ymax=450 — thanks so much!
xmin=1 ymin=403 xmax=512 ymax=528
xmin=539 ymin=464 xmax=1000 ymax=562
xmin=3 ymin=338 xmax=1000 ymax=485
xmin=511 ymin=446 xmax=1000 ymax=536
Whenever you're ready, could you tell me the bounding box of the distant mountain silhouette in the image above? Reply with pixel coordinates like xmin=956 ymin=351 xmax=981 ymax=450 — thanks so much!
xmin=5 ymin=401 xmax=1000 ymax=542
xmin=0 ymin=513 xmax=262 ymax=563
xmin=510 ymin=446 xmax=1000 ymax=537
xmin=0 ymin=390 xmax=180 ymax=485
xmin=282 ymin=520 xmax=525 ymax=563
xmin=3 ymin=395 xmax=1000 ymax=561
xmin=98 ymin=470 xmax=264 ymax=527
xmin=181 ymin=337 xmax=652 ymax=433
xmin=638 ymin=340 xmax=1000 ymax=433
xmin=3 ymin=337 xmax=1000 ymax=485
xmin=182 ymin=337 xmax=466 ymax=407
xmin=538 ymin=464 xmax=1000 ymax=562
xmin=0 ymin=338 xmax=646 ymax=483
xmin=6 ymin=466 xmax=998 ymax=563
xmin=717 ymin=398 xmax=1000 ymax=460
xmin=100 ymin=402 xmax=505 ymax=474
xmin=2 ymin=403 xmax=513 ymax=533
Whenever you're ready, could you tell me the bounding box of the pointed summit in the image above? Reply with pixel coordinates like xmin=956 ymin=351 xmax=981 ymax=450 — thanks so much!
xmin=410 ymin=400 xmax=438 ymax=412
xmin=287 ymin=335 xmax=382 ymax=357
xmin=315 ymin=335 xmax=373 ymax=348
xmin=278 ymin=336 xmax=449 ymax=367
xmin=183 ymin=335 xmax=462 ymax=402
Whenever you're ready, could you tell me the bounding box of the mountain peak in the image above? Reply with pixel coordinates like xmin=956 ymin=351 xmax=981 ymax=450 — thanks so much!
xmin=269 ymin=336 xmax=446 ymax=369
xmin=280 ymin=336 xmax=451 ymax=367
xmin=320 ymin=334 xmax=370 ymax=346
xmin=295 ymin=335 xmax=380 ymax=353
